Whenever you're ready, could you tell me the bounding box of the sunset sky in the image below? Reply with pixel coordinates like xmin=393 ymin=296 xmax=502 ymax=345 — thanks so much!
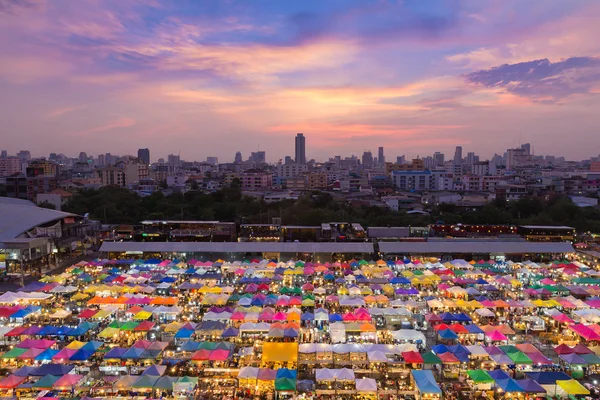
xmin=1 ymin=0 xmax=599 ymax=162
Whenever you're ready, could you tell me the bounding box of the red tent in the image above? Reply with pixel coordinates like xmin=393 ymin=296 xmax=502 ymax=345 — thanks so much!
xmin=402 ymin=351 xmax=424 ymax=364
xmin=433 ymin=323 xmax=450 ymax=331
xmin=0 ymin=374 xmax=26 ymax=389
xmin=449 ymin=323 xmax=469 ymax=334
xmin=438 ymin=352 xmax=460 ymax=364
xmin=554 ymin=344 xmax=574 ymax=355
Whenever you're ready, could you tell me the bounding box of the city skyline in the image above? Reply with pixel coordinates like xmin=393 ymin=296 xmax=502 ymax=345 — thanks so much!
xmin=1 ymin=1 xmax=600 ymax=161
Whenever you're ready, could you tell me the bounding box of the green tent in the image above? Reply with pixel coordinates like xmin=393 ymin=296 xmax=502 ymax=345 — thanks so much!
xmin=422 ymin=351 xmax=442 ymax=364
xmin=498 ymin=345 xmax=519 ymax=354
xmin=228 ymin=294 xmax=241 ymax=301
xmin=33 ymin=375 xmax=60 ymax=389
xmin=506 ymin=351 xmax=532 ymax=365
xmin=580 ymin=353 xmax=600 ymax=365
xmin=132 ymin=375 xmax=159 ymax=389
xmin=275 ymin=377 xmax=297 ymax=391
xmin=1 ymin=347 xmax=27 ymax=359
xmin=120 ymin=321 xmax=140 ymax=331
xmin=108 ymin=320 xmax=124 ymax=329
xmin=466 ymin=370 xmax=494 ymax=384
xmin=198 ymin=342 xmax=218 ymax=350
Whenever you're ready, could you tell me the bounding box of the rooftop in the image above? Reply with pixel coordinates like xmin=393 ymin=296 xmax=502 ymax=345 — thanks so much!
xmin=379 ymin=240 xmax=573 ymax=254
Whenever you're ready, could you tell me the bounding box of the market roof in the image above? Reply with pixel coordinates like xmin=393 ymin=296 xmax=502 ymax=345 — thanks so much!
xmin=100 ymin=241 xmax=374 ymax=254
xmin=0 ymin=197 xmax=78 ymax=244
xmin=378 ymin=240 xmax=573 ymax=254
xmin=519 ymin=225 xmax=575 ymax=230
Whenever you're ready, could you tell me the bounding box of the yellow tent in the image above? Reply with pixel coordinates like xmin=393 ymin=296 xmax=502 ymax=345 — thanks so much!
xmin=163 ymin=322 xmax=183 ymax=333
xmin=262 ymin=342 xmax=298 ymax=363
xmin=557 ymin=379 xmax=590 ymax=395
xmin=92 ymin=309 xmax=112 ymax=319
xmin=98 ymin=327 xmax=120 ymax=338
xmin=71 ymin=293 xmax=89 ymax=301
xmin=66 ymin=340 xmax=87 ymax=350
xmin=133 ymin=311 xmax=152 ymax=320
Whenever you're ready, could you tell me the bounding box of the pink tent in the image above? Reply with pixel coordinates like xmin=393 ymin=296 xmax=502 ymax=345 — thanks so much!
xmin=209 ymin=349 xmax=230 ymax=361
xmin=552 ymin=313 xmax=574 ymax=324
xmin=133 ymin=340 xmax=152 ymax=349
xmin=52 ymin=348 xmax=77 ymax=362
xmin=53 ymin=374 xmax=83 ymax=390
xmin=191 ymin=349 xmax=211 ymax=361
xmin=272 ymin=312 xmax=287 ymax=321
xmin=486 ymin=330 xmax=508 ymax=341
xmin=539 ymin=278 xmax=556 ymax=285
xmin=18 ymin=348 xmax=44 ymax=360
xmin=16 ymin=339 xmax=56 ymax=349
xmin=0 ymin=374 xmax=26 ymax=389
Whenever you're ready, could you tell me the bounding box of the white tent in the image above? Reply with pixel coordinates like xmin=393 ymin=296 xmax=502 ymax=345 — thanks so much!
xmin=238 ymin=366 xmax=259 ymax=379
xmin=391 ymin=329 xmax=426 ymax=343
xmin=367 ymin=351 xmax=389 ymax=363
xmin=355 ymin=378 xmax=377 ymax=392
xmin=476 ymin=308 xmax=496 ymax=317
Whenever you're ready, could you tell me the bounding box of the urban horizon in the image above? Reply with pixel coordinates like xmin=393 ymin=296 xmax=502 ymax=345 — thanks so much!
xmin=1 ymin=1 xmax=600 ymax=161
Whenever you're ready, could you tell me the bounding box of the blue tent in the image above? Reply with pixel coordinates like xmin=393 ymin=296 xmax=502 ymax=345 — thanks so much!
xmin=448 ymin=345 xmax=471 ymax=362
xmin=14 ymin=366 xmax=36 ymax=377
xmin=438 ymin=329 xmax=459 ymax=340
xmin=465 ymin=324 xmax=485 ymax=334
xmin=329 ymin=314 xmax=343 ymax=322
xmin=104 ymin=347 xmax=128 ymax=359
xmin=221 ymin=327 xmax=239 ymax=338
xmin=391 ymin=277 xmax=411 ymax=284
xmin=411 ymin=370 xmax=442 ymax=394
xmin=432 ymin=344 xmax=449 ymax=354
xmin=476 ymin=278 xmax=489 ymax=284
xmin=180 ymin=341 xmax=201 ymax=352
xmin=121 ymin=347 xmax=146 ymax=360
xmin=70 ymin=347 xmax=95 ymax=361
xmin=174 ymin=328 xmax=194 ymax=339
xmin=283 ymin=328 xmax=298 ymax=338
xmin=453 ymin=313 xmax=472 ymax=322
xmin=67 ymin=322 xmax=96 ymax=336
xmin=516 ymin=379 xmax=546 ymax=393
xmin=525 ymin=372 xmax=570 ymax=385
xmin=35 ymin=348 xmax=59 ymax=361
xmin=31 ymin=364 xmax=74 ymax=376
xmin=301 ymin=312 xmax=314 ymax=321
xmin=38 ymin=326 xmax=61 ymax=336
xmin=439 ymin=312 xmax=455 ymax=322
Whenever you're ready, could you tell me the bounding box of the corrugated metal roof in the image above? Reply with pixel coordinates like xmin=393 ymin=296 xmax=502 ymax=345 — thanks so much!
xmin=379 ymin=241 xmax=573 ymax=254
xmin=100 ymin=241 xmax=374 ymax=253
xmin=0 ymin=199 xmax=77 ymax=243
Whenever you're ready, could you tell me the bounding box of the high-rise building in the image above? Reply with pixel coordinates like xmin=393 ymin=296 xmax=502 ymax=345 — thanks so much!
xmin=0 ymin=157 xmax=21 ymax=177
xmin=396 ymin=155 xmax=406 ymax=165
xmin=0 ymin=150 xmax=7 ymax=159
xmin=506 ymin=148 xmax=527 ymax=171
xmin=250 ymin=151 xmax=266 ymax=164
xmin=361 ymin=151 xmax=373 ymax=168
xmin=433 ymin=152 xmax=445 ymax=167
xmin=17 ymin=150 xmax=31 ymax=164
xmin=521 ymin=143 xmax=531 ymax=156
xmin=378 ymin=147 xmax=385 ymax=165
xmin=167 ymin=154 xmax=181 ymax=168
xmin=137 ymin=148 xmax=150 ymax=165
xmin=284 ymin=156 xmax=293 ymax=164
xmin=98 ymin=154 xmax=105 ymax=167
xmin=79 ymin=152 xmax=88 ymax=163
xmin=295 ymin=133 xmax=306 ymax=164
xmin=206 ymin=157 xmax=218 ymax=165
xmin=234 ymin=152 xmax=242 ymax=163
xmin=453 ymin=146 xmax=462 ymax=165
xmin=466 ymin=152 xmax=476 ymax=166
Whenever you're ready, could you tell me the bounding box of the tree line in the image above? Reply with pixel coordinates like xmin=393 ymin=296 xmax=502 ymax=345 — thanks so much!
xmin=62 ymin=186 xmax=600 ymax=232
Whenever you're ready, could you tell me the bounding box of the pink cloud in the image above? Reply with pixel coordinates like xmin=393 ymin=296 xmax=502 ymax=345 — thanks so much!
xmin=45 ymin=105 xmax=87 ymax=118
xmin=74 ymin=117 xmax=136 ymax=136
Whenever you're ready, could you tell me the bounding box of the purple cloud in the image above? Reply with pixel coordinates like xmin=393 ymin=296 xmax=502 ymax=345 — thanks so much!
xmin=464 ymin=57 xmax=600 ymax=102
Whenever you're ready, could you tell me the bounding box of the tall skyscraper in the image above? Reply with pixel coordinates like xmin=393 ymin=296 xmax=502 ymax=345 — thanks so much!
xmin=378 ymin=147 xmax=385 ymax=165
xmin=167 ymin=154 xmax=181 ymax=168
xmin=521 ymin=143 xmax=531 ymax=156
xmin=137 ymin=148 xmax=150 ymax=165
xmin=361 ymin=151 xmax=373 ymax=168
xmin=17 ymin=150 xmax=31 ymax=164
xmin=466 ymin=152 xmax=475 ymax=166
xmin=453 ymin=146 xmax=462 ymax=165
xmin=78 ymin=152 xmax=88 ymax=163
xmin=295 ymin=133 xmax=306 ymax=164
xmin=234 ymin=151 xmax=242 ymax=163
xmin=0 ymin=150 xmax=7 ymax=159
xmin=250 ymin=151 xmax=266 ymax=164
xmin=433 ymin=152 xmax=444 ymax=167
